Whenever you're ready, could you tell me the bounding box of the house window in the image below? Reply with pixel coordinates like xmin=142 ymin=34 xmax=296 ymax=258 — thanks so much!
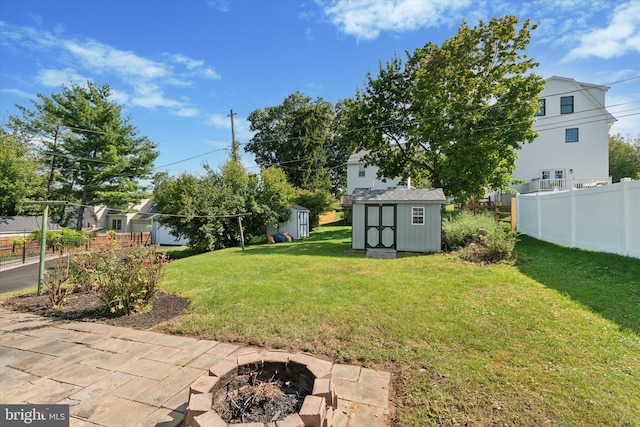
xmin=535 ymin=99 xmax=546 ymax=116
xmin=565 ymin=128 xmax=579 ymax=143
xmin=111 ymin=219 xmax=122 ymax=231
xmin=541 ymin=170 xmax=564 ymax=180
xmin=411 ymin=207 xmax=425 ymax=225
xmin=560 ymin=96 xmax=574 ymax=114
xmin=358 ymin=166 xmax=365 ymax=177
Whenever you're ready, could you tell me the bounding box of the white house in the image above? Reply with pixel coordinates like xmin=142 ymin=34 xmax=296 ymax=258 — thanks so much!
xmin=512 ymin=76 xmax=615 ymax=194
xmin=346 ymin=150 xmax=402 ymax=195
xmin=82 ymin=199 xmax=189 ymax=246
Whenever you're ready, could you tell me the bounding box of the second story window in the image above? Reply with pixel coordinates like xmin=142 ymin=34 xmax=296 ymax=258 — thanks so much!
xmin=358 ymin=166 xmax=365 ymax=177
xmin=566 ymin=128 xmax=579 ymax=143
xmin=535 ymin=99 xmax=546 ymax=116
xmin=561 ymin=96 xmax=574 ymax=114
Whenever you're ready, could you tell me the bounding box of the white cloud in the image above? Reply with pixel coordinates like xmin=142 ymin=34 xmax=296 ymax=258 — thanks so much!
xmin=62 ymin=39 xmax=168 ymax=79
xmin=1 ymin=22 xmax=222 ymax=117
xmin=1 ymin=88 xmax=33 ymax=99
xmin=318 ymin=0 xmax=472 ymax=40
xmin=565 ymin=0 xmax=640 ymax=60
xmin=175 ymin=107 xmax=200 ymax=117
xmin=37 ymin=68 xmax=87 ymax=86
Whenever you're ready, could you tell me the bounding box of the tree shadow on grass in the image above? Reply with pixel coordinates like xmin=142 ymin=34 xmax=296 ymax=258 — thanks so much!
xmin=515 ymin=235 xmax=640 ymax=334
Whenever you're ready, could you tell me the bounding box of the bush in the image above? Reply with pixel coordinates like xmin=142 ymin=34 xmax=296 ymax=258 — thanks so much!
xmin=69 ymin=243 xmax=169 ymax=315
xmin=44 ymin=256 xmax=71 ymax=310
xmin=443 ymin=210 xmax=517 ymax=262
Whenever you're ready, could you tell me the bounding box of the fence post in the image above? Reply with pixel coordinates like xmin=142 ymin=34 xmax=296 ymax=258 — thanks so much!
xmin=622 ymin=178 xmax=631 ymax=257
xmin=570 ymin=187 xmax=576 ymax=248
xmin=510 ymin=198 xmax=517 ymax=231
xmin=536 ymin=193 xmax=542 ymax=239
xmin=22 ymin=241 xmax=26 ymax=264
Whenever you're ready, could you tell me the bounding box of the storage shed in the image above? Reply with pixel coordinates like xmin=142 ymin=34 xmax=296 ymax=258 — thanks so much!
xmin=266 ymin=204 xmax=310 ymax=240
xmin=351 ymin=188 xmax=446 ymax=255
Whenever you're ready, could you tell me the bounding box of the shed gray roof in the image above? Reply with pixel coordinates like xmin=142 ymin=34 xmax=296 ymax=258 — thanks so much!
xmin=0 ymin=216 xmax=63 ymax=234
xmin=351 ymin=188 xmax=446 ymax=203
xmin=291 ymin=204 xmax=310 ymax=212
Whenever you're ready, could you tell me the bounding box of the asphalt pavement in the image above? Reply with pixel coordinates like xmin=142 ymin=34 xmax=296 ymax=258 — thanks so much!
xmin=0 ymin=260 xmax=52 ymax=293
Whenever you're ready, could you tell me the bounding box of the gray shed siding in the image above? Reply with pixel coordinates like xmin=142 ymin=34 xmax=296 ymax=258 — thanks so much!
xmin=350 ymin=188 xmax=446 ymax=253
xmin=396 ymin=203 xmax=441 ymax=252
xmin=352 ymin=202 xmax=442 ymax=252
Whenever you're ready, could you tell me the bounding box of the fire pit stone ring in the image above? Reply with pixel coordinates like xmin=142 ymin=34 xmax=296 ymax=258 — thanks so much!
xmin=185 ymin=350 xmax=338 ymax=427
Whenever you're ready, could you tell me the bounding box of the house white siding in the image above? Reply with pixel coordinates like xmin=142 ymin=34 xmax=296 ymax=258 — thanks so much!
xmin=512 ymin=76 xmax=614 ymax=186
xmin=347 ymin=150 xmax=401 ymax=195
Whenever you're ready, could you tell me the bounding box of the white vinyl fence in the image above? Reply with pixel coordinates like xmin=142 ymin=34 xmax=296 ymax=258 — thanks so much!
xmin=516 ymin=178 xmax=640 ymax=259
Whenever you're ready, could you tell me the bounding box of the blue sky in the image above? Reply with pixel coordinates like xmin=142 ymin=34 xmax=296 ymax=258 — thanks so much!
xmin=1 ymin=0 xmax=639 ymax=177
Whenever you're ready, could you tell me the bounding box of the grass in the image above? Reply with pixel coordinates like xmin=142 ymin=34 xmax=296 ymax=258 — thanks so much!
xmin=158 ymin=225 xmax=639 ymax=426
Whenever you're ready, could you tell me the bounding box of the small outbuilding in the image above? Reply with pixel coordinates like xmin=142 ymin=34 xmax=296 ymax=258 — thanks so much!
xmin=266 ymin=204 xmax=310 ymax=240
xmin=350 ymin=188 xmax=446 ymax=255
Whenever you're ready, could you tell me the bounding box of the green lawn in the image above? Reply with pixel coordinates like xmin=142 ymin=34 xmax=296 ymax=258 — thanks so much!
xmin=160 ymin=225 xmax=640 ymax=426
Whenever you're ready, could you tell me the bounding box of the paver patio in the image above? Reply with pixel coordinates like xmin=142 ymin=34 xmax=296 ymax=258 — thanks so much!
xmin=0 ymin=308 xmax=391 ymax=426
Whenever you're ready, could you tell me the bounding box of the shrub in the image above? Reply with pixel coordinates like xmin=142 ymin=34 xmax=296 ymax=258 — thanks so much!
xmin=69 ymin=244 xmax=169 ymax=315
xmin=443 ymin=210 xmax=517 ymax=262
xmin=44 ymin=255 xmax=71 ymax=310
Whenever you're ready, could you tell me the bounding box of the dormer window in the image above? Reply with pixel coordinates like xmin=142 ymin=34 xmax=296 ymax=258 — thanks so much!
xmin=561 ymin=96 xmax=574 ymax=114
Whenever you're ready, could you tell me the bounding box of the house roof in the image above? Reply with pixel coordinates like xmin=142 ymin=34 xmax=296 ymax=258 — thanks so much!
xmin=351 ymin=188 xmax=446 ymax=203
xmin=0 ymin=216 xmax=63 ymax=234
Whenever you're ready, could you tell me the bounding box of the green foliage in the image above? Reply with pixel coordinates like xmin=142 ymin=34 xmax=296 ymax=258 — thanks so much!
xmin=29 ymin=229 xmax=91 ymax=249
xmin=256 ymin=167 xmax=296 ymax=226
xmin=0 ymin=127 xmax=44 ymax=215
xmin=10 ymin=81 xmax=159 ymax=228
xmin=246 ymin=92 xmax=355 ymax=195
xmin=341 ymin=16 xmax=544 ymax=201
xmin=294 ymin=189 xmax=338 ymax=230
xmin=69 ymin=243 xmax=169 ymax=315
xmin=153 ymin=159 xmax=296 ymax=252
xmin=443 ymin=210 xmax=517 ymax=262
xmin=609 ymin=133 xmax=640 ymax=182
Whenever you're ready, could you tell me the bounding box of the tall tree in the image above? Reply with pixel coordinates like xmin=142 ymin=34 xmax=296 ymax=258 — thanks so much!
xmin=0 ymin=127 xmax=45 ymax=215
xmin=609 ymin=133 xmax=640 ymax=182
xmin=10 ymin=82 xmax=159 ymax=229
xmin=341 ymin=16 xmax=544 ymax=201
xmin=245 ymin=92 xmax=355 ymax=195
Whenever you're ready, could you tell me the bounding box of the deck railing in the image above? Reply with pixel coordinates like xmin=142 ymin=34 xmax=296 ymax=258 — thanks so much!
xmin=519 ymin=177 xmax=612 ymax=194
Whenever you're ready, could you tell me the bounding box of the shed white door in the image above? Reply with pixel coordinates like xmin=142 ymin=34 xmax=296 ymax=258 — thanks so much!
xmin=365 ymin=204 xmax=396 ymax=249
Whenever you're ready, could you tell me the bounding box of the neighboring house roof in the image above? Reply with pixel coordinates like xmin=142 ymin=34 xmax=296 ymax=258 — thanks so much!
xmin=0 ymin=216 xmax=62 ymax=234
xmin=347 ymin=150 xmax=369 ymax=165
xmin=351 ymin=188 xmax=446 ymax=202
xmin=291 ymin=204 xmax=310 ymax=212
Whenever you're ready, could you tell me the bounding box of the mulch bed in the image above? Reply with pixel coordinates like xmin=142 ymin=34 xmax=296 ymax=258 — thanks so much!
xmin=2 ymin=290 xmax=190 ymax=330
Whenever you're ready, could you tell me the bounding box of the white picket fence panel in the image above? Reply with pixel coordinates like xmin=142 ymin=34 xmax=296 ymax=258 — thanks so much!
xmin=516 ymin=179 xmax=640 ymax=259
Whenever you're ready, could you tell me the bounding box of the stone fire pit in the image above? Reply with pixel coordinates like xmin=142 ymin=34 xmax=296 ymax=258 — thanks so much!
xmin=185 ymin=350 xmax=338 ymax=427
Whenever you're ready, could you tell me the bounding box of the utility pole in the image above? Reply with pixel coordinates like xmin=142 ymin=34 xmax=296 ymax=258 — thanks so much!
xmin=22 ymin=201 xmax=68 ymax=295
xmin=229 ymin=109 xmax=240 ymax=159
